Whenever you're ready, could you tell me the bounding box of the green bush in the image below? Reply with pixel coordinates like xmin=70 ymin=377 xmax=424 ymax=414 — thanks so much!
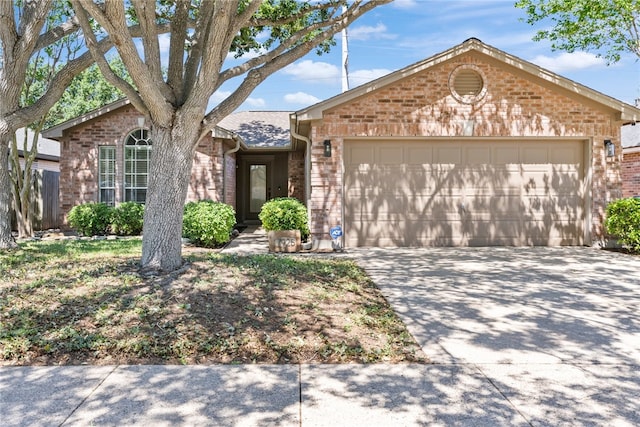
xmin=605 ymin=197 xmax=640 ymax=252
xmin=111 ymin=202 xmax=144 ymax=236
xmin=258 ymin=197 xmax=309 ymax=241
xmin=182 ymin=200 xmax=236 ymax=247
xmin=67 ymin=202 xmax=113 ymax=236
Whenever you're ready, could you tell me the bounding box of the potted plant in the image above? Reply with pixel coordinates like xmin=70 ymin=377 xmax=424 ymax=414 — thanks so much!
xmin=258 ymin=197 xmax=310 ymax=252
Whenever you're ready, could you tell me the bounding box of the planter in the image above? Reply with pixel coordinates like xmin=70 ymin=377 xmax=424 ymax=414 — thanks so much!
xmin=267 ymin=230 xmax=301 ymax=253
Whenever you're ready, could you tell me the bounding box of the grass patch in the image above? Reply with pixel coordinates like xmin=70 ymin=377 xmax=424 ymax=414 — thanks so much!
xmin=0 ymin=239 xmax=426 ymax=365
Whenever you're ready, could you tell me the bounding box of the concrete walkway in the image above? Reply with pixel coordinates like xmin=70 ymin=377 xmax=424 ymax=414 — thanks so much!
xmin=2 ymin=234 xmax=640 ymax=426
xmin=350 ymin=246 xmax=640 ymax=426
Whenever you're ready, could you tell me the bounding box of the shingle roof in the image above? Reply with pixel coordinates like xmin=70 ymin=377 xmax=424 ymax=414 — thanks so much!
xmin=217 ymin=111 xmax=292 ymax=148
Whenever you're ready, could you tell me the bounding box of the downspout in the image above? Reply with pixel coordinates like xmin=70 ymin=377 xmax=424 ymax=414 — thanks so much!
xmin=290 ymin=113 xmax=312 ymax=227
xmin=222 ymin=133 xmax=241 ymax=204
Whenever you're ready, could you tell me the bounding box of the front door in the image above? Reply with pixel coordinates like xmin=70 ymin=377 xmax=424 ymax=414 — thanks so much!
xmin=247 ymin=162 xmax=270 ymax=221
xmin=237 ymin=153 xmax=289 ymax=224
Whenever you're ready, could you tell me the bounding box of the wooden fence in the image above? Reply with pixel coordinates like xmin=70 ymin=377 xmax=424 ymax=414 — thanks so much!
xmin=11 ymin=170 xmax=60 ymax=231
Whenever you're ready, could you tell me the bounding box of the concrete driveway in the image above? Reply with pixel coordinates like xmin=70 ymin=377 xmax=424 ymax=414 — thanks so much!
xmin=351 ymin=246 xmax=640 ymax=426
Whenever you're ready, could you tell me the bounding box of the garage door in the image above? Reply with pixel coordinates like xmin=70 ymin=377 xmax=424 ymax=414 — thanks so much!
xmin=344 ymin=139 xmax=586 ymax=247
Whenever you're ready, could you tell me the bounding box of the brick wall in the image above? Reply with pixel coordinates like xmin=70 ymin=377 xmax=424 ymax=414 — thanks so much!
xmin=622 ymin=149 xmax=640 ymax=197
xmin=307 ymin=52 xmax=622 ymax=242
xmin=58 ymin=105 xmax=237 ymax=226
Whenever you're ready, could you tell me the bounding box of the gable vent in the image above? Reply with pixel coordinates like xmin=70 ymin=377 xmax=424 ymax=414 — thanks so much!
xmin=453 ymin=69 xmax=483 ymax=96
xmin=449 ymin=65 xmax=487 ymax=104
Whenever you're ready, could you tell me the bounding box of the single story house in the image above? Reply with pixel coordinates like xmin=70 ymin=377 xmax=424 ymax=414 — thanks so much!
xmin=42 ymin=101 xmax=304 ymax=227
xmin=622 ymin=123 xmax=640 ymax=197
xmin=44 ymin=38 xmax=640 ymax=247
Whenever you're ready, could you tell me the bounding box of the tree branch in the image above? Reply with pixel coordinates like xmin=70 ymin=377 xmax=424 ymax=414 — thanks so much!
xmin=71 ymin=0 xmax=148 ymax=116
xmin=203 ymin=0 xmax=391 ymax=135
xmin=166 ymin=0 xmax=190 ymax=102
xmin=132 ymin=0 xmax=164 ymax=83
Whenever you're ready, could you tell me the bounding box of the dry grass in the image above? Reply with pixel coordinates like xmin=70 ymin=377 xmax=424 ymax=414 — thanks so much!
xmin=0 ymin=239 xmax=427 ymax=365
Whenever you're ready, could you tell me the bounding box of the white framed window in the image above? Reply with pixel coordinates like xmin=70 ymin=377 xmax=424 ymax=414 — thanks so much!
xmin=124 ymin=128 xmax=152 ymax=203
xmin=98 ymin=146 xmax=116 ymax=206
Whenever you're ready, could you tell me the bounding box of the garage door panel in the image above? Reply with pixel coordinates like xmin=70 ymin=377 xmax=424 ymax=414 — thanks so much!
xmin=344 ymin=139 xmax=585 ymax=247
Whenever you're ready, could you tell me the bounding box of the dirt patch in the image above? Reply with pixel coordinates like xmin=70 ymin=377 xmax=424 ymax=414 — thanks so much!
xmin=0 ymin=241 xmax=427 ymax=365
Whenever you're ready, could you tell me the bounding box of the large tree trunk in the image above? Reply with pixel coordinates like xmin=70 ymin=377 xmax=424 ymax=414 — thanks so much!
xmin=0 ymin=135 xmax=18 ymax=249
xmin=140 ymin=123 xmax=196 ymax=272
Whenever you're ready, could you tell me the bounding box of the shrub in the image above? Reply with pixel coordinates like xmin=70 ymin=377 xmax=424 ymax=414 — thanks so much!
xmin=605 ymin=197 xmax=640 ymax=252
xmin=67 ymin=202 xmax=113 ymax=236
xmin=183 ymin=200 xmax=236 ymax=247
xmin=258 ymin=197 xmax=310 ymax=241
xmin=111 ymin=202 xmax=145 ymax=236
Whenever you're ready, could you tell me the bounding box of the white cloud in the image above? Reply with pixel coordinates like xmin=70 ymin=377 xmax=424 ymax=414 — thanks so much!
xmin=245 ymin=97 xmax=266 ymax=107
xmin=284 ymin=92 xmax=321 ymax=105
xmin=348 ymin=23 xmax=396 ymax=41
xmin=530 ymin=51 xmax=605 ymax=73
xmin=226 ymin=47 xmax=267 ymax=61
xmin=393 ymin=0 xmax=418 ymax=9
xmin=209 ymin=90 xmax=232 ymax=105
xmin=349 ymin=68 xmax=392 ymax=86
xmin=282 ymin=60 xmax=339 ymax=83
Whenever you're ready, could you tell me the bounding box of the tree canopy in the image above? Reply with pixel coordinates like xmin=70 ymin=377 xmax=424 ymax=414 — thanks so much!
xmin=516 ymin=0 xmax=640 ymax=63
xmin=9 ymin=0 xmax=389 ymax=271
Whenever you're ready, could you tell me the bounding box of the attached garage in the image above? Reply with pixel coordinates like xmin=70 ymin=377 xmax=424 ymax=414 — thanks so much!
xmin=344 ymin=139 xmax=587 ymax=247
xmin=291 ymin=39 xmax=640 ymax=248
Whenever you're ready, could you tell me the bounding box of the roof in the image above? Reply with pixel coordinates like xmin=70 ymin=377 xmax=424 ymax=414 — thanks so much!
xmin=14 ymin=128 xmax=60 ymax=161
xmin=217 ymin=111 xmax=292 ymax=148
xmin=293 ymin=38 xmax=640 ymax=125
xmin=41 ymin=100 xmax=292 ymax=150
xmin=42 ymin=98 xmax=132 ymax=139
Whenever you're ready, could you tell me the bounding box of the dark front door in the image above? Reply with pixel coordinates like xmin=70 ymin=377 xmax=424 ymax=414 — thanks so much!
xmin=237 ymin=153 xmax=289 ymax=224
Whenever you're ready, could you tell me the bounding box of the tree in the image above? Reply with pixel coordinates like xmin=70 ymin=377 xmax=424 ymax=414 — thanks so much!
xmin=9 ymin=58 xmax=130 ymax=239
xmin=0 ymin=0 xmax=106 ymax=249
xmin=516 ymin=0 xmax=640 ymax=63
xmin=71 ymin=0 xmax=391 ymax=272
xmin=9 ymin=6 xmax=84 ymax=238
xmin=0 ymin=1 xmax=163 ymax=249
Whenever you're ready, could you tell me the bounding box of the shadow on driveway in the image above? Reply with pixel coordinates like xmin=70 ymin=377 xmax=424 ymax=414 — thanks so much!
xmin=350 ymin=246 xmax=640 ymax=426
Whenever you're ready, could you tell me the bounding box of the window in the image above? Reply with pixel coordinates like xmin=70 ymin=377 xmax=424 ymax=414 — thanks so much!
xmin=98 ymin=146 xmax=116 ymax=206
xmin=124 ymin=128 xmax=152 ymax=203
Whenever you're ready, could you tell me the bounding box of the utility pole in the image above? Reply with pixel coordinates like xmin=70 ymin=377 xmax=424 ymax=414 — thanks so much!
xmin=341 ymin=5 xmax=349 ymax=92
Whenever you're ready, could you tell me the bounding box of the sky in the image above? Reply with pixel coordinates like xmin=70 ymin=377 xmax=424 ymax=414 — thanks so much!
xmin=213 ymin=0 xmax=639 ymax=113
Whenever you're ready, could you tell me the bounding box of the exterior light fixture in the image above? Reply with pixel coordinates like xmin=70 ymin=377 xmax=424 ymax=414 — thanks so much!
xmin=323 ymin=139 xmax=332 ymax=157
xmin=604 ymin=139 xmax=615 ymax=157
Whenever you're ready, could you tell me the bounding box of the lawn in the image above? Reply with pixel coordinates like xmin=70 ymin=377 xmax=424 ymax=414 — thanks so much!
xmin=0 ymin=239 xmax=426 ymax=365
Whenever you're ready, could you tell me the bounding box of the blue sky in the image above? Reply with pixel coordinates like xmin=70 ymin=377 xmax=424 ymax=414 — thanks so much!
xmin=214 ymin=0 xmax=639 ymax=113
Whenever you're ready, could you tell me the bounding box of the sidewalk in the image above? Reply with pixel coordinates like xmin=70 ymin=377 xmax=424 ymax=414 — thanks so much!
xmin=3 ymin=230 xmax=638 ymax=426
xmin=2 ymin=364 xmax=530 ymax=426
xmin=221 ymin=226 xmax=269 ymax=255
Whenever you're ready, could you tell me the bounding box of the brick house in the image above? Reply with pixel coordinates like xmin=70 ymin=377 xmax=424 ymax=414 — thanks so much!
xmin=45 ymin=39 xmax=639 ymax=247
xmin=42 ymin=101 xmax=303 ymax=226
xmin=292 ymin=38 xmax=640 ymax=247
xmin=622 ymin=124 xmax=640 ymax=198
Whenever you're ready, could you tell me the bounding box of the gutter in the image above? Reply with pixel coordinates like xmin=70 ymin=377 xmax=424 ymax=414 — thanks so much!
xmin=222 ymin=133 xmax=243 ymax=204
xmin=290 ymin=113 xmax=312 ymax=226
